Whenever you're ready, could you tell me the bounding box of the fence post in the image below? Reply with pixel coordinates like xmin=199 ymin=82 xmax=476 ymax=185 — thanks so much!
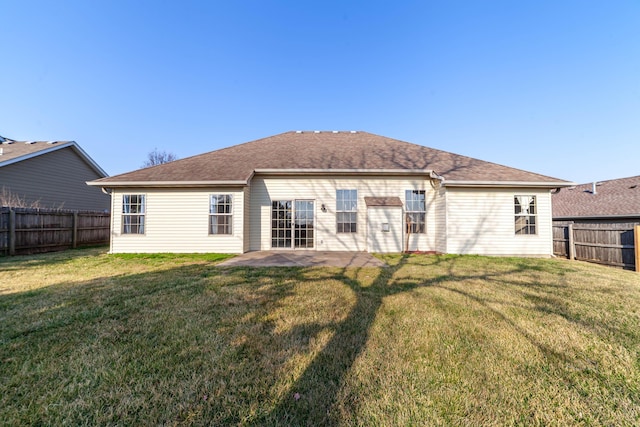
xmin=8 ymin=208 xmax=16 ymax=256
xmin=72 ymin=212 xmax=78 ymax=249
xmin=568 ymin=223 xmax=575 ymax=260
xmin=635 ymin=225 xmax=639 ymax=272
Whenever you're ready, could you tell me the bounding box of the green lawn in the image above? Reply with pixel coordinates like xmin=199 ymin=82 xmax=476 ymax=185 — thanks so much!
xmin=1 ymin=248 xmax=639 ymax=426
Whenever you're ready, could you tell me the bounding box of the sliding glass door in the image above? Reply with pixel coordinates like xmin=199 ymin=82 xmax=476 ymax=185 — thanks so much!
xmin=271 ymin=200 xmax=314 ymax=249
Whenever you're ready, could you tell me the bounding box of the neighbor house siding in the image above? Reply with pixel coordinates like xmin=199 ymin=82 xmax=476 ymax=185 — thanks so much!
xmin=110 ymin=188 xmax=244 ymax=253
xmin=0 ymin=147 xmax=109 ymax=211
xmin=249 ymin=175 xmax=438 ymax=252
xmin=445 ymin=187 xmax=553 ymax=256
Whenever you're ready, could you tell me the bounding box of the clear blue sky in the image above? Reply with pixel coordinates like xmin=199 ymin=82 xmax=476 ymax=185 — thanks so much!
xmin=1 ymin=1 xmax=638 ymax=183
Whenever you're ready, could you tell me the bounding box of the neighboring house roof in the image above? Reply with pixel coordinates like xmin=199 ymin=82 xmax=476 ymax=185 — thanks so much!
xmin=552 ymin=175 xmax=640 ymax=219
xmin=0 ymin=138 xmax=107 ymax=177
xmin=89 ymin=131 xmax=571 ymax=188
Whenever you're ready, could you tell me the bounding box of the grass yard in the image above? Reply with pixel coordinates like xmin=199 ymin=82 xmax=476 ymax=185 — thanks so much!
xmin=1 ymin=248 xmax=639 ymax=426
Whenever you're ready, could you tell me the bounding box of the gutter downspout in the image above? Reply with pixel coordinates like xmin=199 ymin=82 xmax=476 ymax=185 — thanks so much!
xmin=428 ymin=171 xmax=445 ymax=189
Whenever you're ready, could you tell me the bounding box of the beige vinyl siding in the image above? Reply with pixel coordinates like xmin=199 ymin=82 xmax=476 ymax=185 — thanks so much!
xmin=0 ymin=147 xmax=109 ymax=211
xmin=243 ymin=187 xmax=251 ymax=252
xmin=434 ymin=186 xmax=447 ymax=253
xmin=445 ymin=187 xmax=553 ymax=256
xmin=110 ymin=188 xmax=244 ymax=253
xmin=249 ymin=175 xmax=438 ymax=252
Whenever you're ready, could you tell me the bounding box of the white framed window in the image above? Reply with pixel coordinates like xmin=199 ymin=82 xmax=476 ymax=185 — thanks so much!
xmin=336 ymin=189 xmax=357 ymax=233
xmin=515 ymin=195 xmax=537 ymax=235
xmin=122 ymin=194 xmax=145 ymax=234
xmin=210 ymin=194 xmax=233 ymax=235
xmin=405 ymin=190 xmax=426 ymax=233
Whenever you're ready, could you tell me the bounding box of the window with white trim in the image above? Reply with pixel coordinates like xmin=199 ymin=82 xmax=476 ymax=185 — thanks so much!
xmin=336 ymin=189 xmax=357 ymax=233
xmin=405 ymin=190 xmax=426 ymax=233
xmin=514 ymin=195 xmax=537 ymax=235
xmin=122 ymin=194 xmax=145 ymax=234
xmin=210 ymin=194 xmax=233 ymax=235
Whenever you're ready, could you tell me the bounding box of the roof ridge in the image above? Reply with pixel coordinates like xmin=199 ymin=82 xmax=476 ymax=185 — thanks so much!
xmin=574 ymin=175 xmax=640 ymax=186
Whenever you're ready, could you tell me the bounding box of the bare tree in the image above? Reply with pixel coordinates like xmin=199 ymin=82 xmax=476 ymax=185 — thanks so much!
xmin=142 ymin=148 xmax=178 ymax=168
xmin=0 ymin=186 xmax=43 ymax=208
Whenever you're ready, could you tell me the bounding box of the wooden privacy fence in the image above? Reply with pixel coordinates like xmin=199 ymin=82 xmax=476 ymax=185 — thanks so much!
xmin=553 ymin=221 xmax=640 ymax=271
xmin=0 ymin=207 xmax=110 ymax=256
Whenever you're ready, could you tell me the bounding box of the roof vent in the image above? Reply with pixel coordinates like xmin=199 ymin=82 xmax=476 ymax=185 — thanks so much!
xmin=25 ymin=141 xmax=36 ymax=144
xmin=350 ymin=130 xmax=357 ymax=134
xmin=332 ymin=131 xmax=339 ymax=133
xmin=46 ymin=141 xmax=58 ymax=144
xmin=295 ymin=131 xmax=302 ymax=134
xmin=313 ymin=130 xmax=320 ymax=134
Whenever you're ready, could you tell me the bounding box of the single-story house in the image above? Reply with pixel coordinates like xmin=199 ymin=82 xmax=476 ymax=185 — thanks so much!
xmin=553 ymin=176 xmax=640 ymax=223
xmin=88 ymin=131 xmax=573 ymax=255
xmin=0 ymin=135 xmax=109 ymax=211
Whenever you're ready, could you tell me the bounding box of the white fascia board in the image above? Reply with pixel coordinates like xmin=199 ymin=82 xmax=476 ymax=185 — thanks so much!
xmin=443 ymin=180 xmax=576 ymax=188
xmin=86 ymin=180 xmax=249 ymax=188
xmin=68 ymin=142 xmax=109 ymax=177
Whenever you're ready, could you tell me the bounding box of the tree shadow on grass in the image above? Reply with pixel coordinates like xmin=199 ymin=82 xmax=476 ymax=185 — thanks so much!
xmin=3 ymin=252 xmax=636 ymax=425
xmin=250 ymin=253 xmax=640 ymax=425
xmin=251 ymin=255 xmax=422 ymax=425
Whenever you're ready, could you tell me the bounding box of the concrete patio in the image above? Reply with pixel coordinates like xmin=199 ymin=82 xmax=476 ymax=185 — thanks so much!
xmin=217 ymin=251 xmax=387 ymax=268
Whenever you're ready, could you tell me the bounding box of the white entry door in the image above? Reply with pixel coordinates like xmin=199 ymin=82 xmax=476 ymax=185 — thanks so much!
xmin=366 ymin=207 xmax=403 ymax=253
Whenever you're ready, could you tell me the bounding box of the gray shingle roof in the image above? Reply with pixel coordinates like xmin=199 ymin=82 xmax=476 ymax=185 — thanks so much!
xmin=91 ymin=131 xmax=570 ymax=186
xmin=552 ymin=176 xmax=640 ymax=218
xmin=0 ymin=140 xmax=72 ymax=164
